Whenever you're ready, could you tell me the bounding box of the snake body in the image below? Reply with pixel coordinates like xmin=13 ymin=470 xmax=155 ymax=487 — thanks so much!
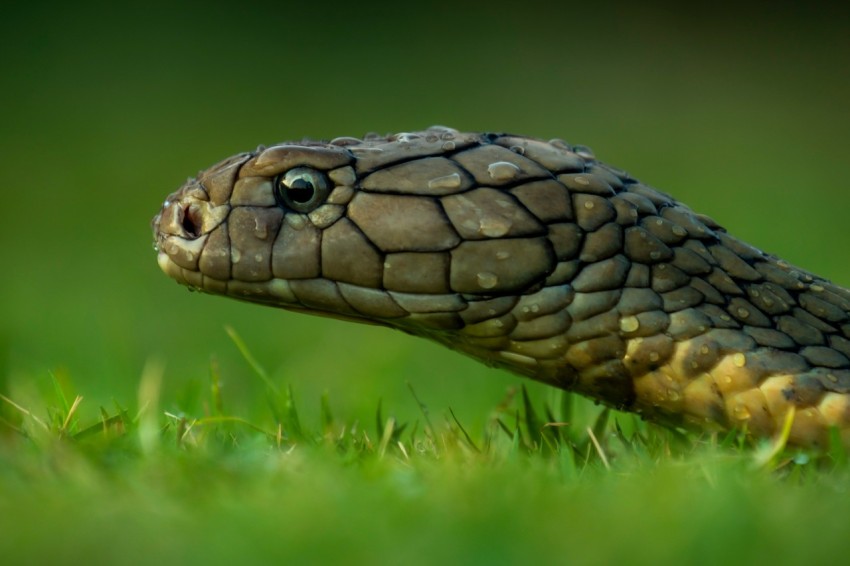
xmin=152 ymin=127 xmax=850 ymax=449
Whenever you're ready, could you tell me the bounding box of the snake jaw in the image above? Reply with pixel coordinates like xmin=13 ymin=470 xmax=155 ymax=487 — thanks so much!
xmin=156 ymin=248 xmax=190 ymax=286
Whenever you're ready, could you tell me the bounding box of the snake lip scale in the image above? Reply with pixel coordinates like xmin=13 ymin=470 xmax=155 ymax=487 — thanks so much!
xmin=152 ymin=126 xmax=850 ymax=450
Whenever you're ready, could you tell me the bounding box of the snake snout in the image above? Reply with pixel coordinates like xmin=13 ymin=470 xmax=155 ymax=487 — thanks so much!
xmin=152 ymin=178 xmax=233 ymax=288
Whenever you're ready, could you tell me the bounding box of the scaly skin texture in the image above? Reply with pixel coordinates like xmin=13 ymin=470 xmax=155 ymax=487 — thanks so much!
xmin=152 ymin=127 xmax=850 ymax=449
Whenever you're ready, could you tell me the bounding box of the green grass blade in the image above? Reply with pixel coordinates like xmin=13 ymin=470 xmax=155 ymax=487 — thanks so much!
xmin=224 ymin=325 xmax=279 ymax=394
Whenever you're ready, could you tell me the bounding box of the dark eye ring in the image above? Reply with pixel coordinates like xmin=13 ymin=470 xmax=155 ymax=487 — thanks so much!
xmin=273 ymin=167 xmax=331 ymax=213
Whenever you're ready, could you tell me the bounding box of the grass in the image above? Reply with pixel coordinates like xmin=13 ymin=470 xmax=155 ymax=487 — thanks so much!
xmin=3 ymin=330 xmax=850 ymax=566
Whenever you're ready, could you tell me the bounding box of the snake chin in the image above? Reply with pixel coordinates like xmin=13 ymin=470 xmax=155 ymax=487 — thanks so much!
xmin=156 ymin=251 xmax=202 ymax=290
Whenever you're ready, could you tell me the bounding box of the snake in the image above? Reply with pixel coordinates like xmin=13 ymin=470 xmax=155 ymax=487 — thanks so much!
xmin=151 ymin=126 xmax=850 ymax=450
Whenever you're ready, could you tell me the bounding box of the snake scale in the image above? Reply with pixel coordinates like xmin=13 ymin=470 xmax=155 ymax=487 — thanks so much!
xmin=152 ymin=127 xmax=850 ymax=450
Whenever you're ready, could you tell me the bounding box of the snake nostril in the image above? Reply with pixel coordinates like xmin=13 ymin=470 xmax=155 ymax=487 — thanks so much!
xmin=181 ymin=204 xmax=202 ymax=238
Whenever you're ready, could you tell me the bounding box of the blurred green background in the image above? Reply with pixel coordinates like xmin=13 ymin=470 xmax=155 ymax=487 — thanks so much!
xmin=1 ymin=0 xmax=849 ymax=430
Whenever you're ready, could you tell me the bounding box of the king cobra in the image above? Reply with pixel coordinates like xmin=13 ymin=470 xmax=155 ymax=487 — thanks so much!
xmin=152 ymin=127 xmax=850 ymax=449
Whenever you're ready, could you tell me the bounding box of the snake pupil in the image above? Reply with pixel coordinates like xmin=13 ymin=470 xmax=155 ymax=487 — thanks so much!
xmin=287 ymin=178 xmax=315 ymax=203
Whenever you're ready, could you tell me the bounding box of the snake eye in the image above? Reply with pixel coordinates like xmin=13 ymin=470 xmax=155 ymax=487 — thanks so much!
xmin=274 ymin=167 xmax=331 ymax=213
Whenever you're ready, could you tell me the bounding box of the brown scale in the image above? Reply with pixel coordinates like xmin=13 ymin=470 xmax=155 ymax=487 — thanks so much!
xmin=152 ymin=126 xmax=850 ymax=450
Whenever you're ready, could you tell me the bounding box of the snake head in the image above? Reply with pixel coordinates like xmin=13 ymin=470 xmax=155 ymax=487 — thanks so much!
xmin=151 ymin=140 xmax=371 ymax=312
xmin=152 ymin=128 xmax=586 ymax=359
xmin=151 ymin=129 xmax=571 ymax=324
